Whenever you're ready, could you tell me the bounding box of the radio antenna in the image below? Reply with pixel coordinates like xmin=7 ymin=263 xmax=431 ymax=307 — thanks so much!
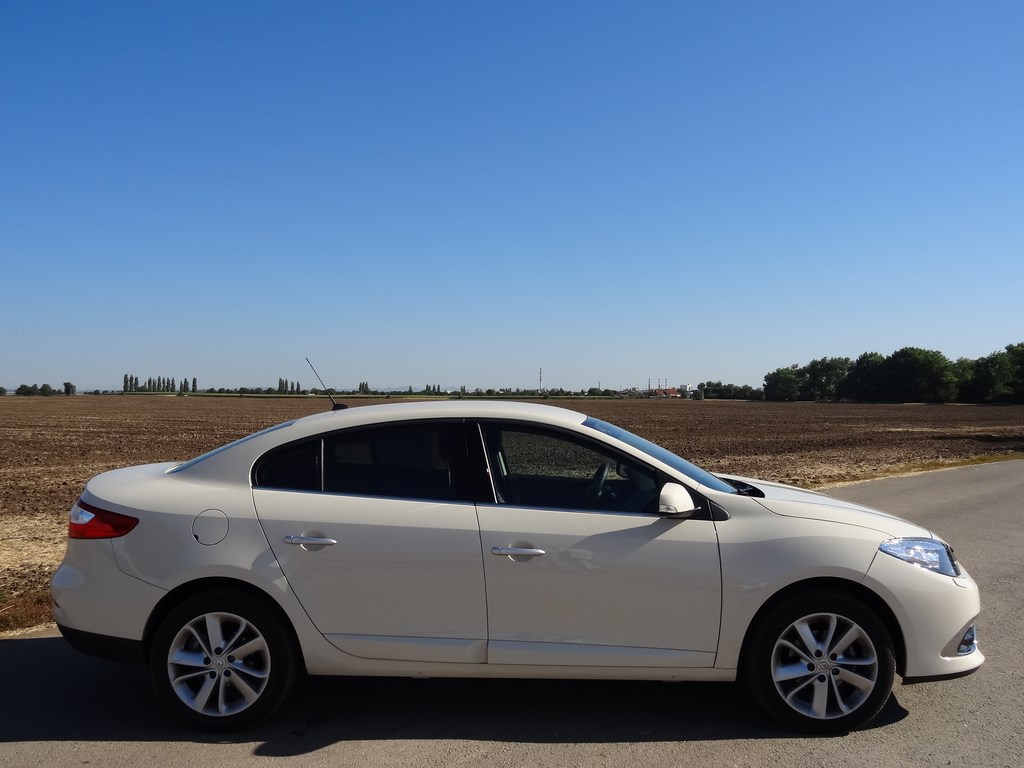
xmin=306 ymin=357 xmax=347 ymax=410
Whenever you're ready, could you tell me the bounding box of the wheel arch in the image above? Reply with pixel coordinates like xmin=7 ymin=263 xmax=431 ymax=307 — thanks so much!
xmin=142 ymin=577 xmax=306 ymax=672
xmin=737 ymin=577 xmax=908 ymax=679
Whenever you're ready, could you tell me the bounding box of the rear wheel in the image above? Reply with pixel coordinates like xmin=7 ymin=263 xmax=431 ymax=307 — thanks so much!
xmin=744 ymin=590 xmax=895 ymax=734
xmin=150 ymin=591 xmax=296 ymax=729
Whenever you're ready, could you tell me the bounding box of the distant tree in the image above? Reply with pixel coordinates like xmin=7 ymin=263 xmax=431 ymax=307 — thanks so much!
xmin=39 ymin=383 xmax=55 ymax=396
xmin=846 ymin=352 xmax=886 ymax=402
xmin=884 ymin=347 xmax=957 ymax=403
xmin=123 ymin=374 xmax=129 ymax=393
xmin=952 ymin=357 xmax=976 ymax=401
xmin=763 ymin=365 xmax=802 ymax=401
xmin=955 ymin=353 xmax=1014 ymax=403
xmin=0 ymin=386 xmax=5 ymax=396
xmin=1006 ymin=342 xmax=1024 ymax=403
xmin=63 ymin=382 xmax=76 ymax=396
xmin=801 ymin=357 xmax=851 ymax=401
xmin=192 ymin=377 xmax=197 ymax=393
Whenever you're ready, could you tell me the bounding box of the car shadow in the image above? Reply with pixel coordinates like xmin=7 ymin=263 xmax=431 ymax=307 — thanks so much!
xmin=0 ymin=637 xmax=908 ymax=754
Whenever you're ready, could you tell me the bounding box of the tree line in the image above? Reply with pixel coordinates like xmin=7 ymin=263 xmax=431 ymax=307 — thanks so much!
xmin=9 ymin=345 xmax=1023 ymax=404
xmin=123 ymin=374 xmax=198 ymax=394
xmin=9 ymin=382 xmax=77 ymax=396
xmin=692 ymin=382 xmax=762 ymax=400
xmin=122 ymin=374 xmax=310 ymax=395
xmin=762 ymin=343 xmax=1024 ymax=403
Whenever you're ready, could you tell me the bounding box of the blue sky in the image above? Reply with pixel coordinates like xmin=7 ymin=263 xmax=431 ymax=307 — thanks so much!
xmin=2 ymin=1 xmax=1022 ymax=392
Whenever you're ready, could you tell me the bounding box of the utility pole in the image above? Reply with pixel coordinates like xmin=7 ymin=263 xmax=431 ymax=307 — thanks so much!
xmin=539 ymin=367 xmax=543 ymax=392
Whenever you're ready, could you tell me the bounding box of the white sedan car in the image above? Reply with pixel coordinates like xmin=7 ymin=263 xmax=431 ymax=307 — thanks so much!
xmin=52 ymin=400 xmax=983 ymax=733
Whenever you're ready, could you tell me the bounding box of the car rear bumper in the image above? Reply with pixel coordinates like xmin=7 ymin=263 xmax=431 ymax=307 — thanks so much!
xmin=51 ymin=539 xmax=166 ymax=646
xmin=56 ymin=623 xmax=146 ymax=664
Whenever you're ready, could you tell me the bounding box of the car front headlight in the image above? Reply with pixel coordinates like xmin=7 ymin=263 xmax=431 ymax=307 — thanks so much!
xmin=879 ymin=538 xmax=961 ymax=577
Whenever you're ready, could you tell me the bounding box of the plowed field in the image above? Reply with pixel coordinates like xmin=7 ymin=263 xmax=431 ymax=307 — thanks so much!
xmin=3 ymin=395 xmax=1022 ymax=631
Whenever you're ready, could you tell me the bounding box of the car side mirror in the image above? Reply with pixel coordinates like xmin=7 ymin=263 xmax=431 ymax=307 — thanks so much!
xmin=658 ymin=482 xmax=698 ymax=519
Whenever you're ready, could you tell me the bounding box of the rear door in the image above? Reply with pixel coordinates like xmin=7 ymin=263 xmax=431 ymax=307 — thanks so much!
xmin=252 ymin=420 xmax=487 ymax=664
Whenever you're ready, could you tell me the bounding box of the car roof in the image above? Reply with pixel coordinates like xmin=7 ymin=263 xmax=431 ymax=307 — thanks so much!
xmin=172 ymin=400 xmax=590 ymax=480
xmin=291 ymin=399 xmax=588 ymax=434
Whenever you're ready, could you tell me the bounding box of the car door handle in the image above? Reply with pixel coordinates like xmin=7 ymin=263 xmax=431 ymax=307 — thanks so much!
xmin=283 ymin=535 xmax=338 ymax=546
xmin=491 ymin=546 xmax=546 ymax=558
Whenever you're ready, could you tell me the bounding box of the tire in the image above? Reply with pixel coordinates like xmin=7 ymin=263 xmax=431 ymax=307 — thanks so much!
xmin=150 ymin=591 xmax=297 ymax=730
xmin=744 ymin=590 xmax=896 ymax=734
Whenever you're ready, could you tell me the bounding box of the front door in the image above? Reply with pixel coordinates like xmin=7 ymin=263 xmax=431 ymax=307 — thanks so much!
xmin=476 ymin=423 xmax=722 ymax=668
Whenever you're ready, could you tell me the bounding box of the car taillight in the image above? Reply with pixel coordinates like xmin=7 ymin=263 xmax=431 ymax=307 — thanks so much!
xmin=69 ymin=499 xmax=139 ymax=539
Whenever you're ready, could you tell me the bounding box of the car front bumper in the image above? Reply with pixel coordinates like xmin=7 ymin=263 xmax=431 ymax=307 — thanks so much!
xmin=865 ymin=552 xmax=984 ymax=680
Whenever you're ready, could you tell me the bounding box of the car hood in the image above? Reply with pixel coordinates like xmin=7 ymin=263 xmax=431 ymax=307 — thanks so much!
xmin=716 ymin=474 xmax=932 ymax=538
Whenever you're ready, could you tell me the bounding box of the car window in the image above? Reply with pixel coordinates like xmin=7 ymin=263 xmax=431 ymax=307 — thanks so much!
xmin=323 ymin=423 xmax=462 ymax=501
xmin=254 ymin=422 xmax=468 ymax=502
xmin=254 ymin=439 xmax=321 ymax=490
xmin=480 ymin=424 xmax=659 ymax=513
xmin=172 ymin=421 xmax=297 ymax=474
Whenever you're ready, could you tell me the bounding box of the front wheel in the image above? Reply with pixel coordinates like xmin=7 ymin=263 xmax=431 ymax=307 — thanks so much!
xmin=744 ymin=591 xmax=896 ymax=734
xmin=150 ymin=591 xmax=296 ymax=730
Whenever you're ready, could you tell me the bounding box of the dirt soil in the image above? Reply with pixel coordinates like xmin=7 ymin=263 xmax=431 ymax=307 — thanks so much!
xmin=3 ymin=395 xmax=1023 ymax=631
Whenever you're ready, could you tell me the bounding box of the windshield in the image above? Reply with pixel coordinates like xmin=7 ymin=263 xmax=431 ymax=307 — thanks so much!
xmin=583 ymin=416 xmax=737 ymax=494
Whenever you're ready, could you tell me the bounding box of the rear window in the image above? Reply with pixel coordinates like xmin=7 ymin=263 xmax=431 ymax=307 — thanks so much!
xmin=168 ymin=421 xmax=296 ymax=474
xmin=253 ymin=421 xmax=470 ymax=502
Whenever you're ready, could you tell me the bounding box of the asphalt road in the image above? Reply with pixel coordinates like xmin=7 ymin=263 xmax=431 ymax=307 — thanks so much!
xmin=1 ymin=461 xmax=1020 ymax=768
